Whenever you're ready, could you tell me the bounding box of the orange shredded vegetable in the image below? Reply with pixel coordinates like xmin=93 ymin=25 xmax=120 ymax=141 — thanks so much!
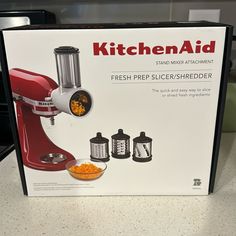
xmin=70 ymin=100 xmax=86 ymax=116
xmin=69 ymin=163 xmax=102 ymax=174
xmin=68 ymin=163 xmax=103 ymax=180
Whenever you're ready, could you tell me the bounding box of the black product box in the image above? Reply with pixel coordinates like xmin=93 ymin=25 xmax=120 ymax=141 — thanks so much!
xmin=0 ymin=22 xmax=232 ymax=196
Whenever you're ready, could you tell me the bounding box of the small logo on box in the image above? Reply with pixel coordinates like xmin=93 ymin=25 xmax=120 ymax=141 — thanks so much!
xmin=193 ymin=178 xmax=202 ymax=186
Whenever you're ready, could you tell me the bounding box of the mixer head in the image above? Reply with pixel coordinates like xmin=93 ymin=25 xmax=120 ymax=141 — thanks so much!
xmin=9 ymin=68 xmax=60 ymax=118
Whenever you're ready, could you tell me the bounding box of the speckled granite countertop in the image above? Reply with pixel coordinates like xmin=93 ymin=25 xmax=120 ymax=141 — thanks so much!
xmin=0 ymin=133 xmax=236 ymax=236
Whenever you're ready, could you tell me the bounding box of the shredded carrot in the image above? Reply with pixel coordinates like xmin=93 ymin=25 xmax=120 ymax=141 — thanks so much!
xmin=68 ymin=163 xmax=103 ymax=180
xmin=70 ymin=100 xmax=86 ymax=116
xmin=69 ymin=163 xmax=102 ymax=174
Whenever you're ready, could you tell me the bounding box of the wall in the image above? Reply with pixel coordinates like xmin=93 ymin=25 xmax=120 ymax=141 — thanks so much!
xmin=0 ymin=0 xmax=235 ymax=27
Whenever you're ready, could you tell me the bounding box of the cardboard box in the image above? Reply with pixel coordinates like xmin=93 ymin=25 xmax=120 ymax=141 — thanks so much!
xmin=0 ymin=22 xmax=232 ymax=196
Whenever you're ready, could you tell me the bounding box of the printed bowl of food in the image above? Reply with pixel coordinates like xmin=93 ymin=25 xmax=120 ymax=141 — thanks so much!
xmin=65 ymin=159 xmax=107 ymax=180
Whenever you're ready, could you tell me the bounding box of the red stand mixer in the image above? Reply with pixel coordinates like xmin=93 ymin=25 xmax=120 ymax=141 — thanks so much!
xmin=9 ymin=46 xmax=92 ymax=171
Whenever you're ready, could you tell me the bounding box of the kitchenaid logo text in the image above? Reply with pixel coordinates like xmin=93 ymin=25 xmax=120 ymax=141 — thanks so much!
xmin=93 ymin=41 xmax=215 ymax=56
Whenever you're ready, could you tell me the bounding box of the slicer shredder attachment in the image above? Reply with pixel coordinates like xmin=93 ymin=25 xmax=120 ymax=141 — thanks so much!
xmin=133 ymin=132 xmax=152 ymax=162
xmin=90 ymin=133 xmax=110 ymax=162
xmin=111 ymin=129 xmax=130 ymax=159
xmin=51 ymin=46 xmax=92 ymax=117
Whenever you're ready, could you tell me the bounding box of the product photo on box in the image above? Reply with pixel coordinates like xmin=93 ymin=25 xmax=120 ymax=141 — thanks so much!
xmin=0 ymin=22 xmax=232 ymax=196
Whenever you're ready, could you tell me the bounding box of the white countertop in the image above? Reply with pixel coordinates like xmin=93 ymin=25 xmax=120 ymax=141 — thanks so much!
xmin=0 ymin=133 xmax=236 ymax=236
